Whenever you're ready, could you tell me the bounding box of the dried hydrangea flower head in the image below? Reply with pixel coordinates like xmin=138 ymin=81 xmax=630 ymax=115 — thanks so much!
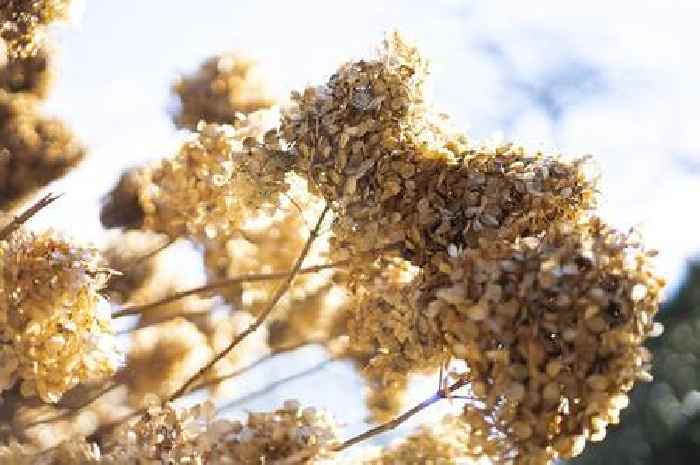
xmin=0 ymin=46 xmax=51 ymax=97
xmin=280 ymin=32 xmax=596 ymax=284
xmin=208 ymin=399 xmax=339 ymax=465
xmin=0 ymin=90 xmax=85 ymax=210
xmin=173 ymin=52 xmax=276 ymax=130
xmin=103 ymin=400 xmax=213 ymax=465
xmin=346 ymin=257 xmax=446 ymax=376
xmin=0 ymin=229 xmax=118 ymax=403
xmin=125 ymin=317 xmax=212 ymax=407
xmin=101 ymin=400 xmax=336 ymax=465
xmin=0 ymin=0 xmax=72 ymax=59
xmin=432 ymin=218 xmax=664 ymax=464
xmin=99 ymin=167 xmax=149 ymax=230
xmin=139 ymin=110 xmax=293 ymax=242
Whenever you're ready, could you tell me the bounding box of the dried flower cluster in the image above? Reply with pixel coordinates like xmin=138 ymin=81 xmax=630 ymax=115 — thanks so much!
xmin=0 ymin=90 xmax=85 ymax=210
xmin=173 ymin=52 xmax=276 ymax=130
xmin=137 ymin=112 xmax=293 ymax=241
xmin=571 ymin=262 xmax=700 ymax=465
xmin=0 ymin=0 xmax=71 ymax=59
xmin=0 ymin=46 xmax=51 ymax=97
xmin=270 ymin=33 xmax=664 ymax=464
xmin=101 ymin=400 xmax=337 ymax=465
xmin=0 ymin=229 xmax=118 ymax=403
xmin=435 ymin=218 xmax=663 ymax=463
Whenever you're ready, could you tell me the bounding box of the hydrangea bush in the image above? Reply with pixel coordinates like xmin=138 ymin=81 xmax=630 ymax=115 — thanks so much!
xmin=0 ymin=7 xmax=670 ymax=465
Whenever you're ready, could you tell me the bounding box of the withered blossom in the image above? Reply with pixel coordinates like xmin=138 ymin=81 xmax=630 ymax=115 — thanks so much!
xmin=173 ymin=52 xmax=276 ymax=130
xmin=0 ymin=229 xmax=118 ymax=404
xmin=0 ymin=90 xmax=85 ymax=210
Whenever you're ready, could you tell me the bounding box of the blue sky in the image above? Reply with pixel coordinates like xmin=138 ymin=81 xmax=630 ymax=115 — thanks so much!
xmin=22 ymin=0 xmax=700 ymax=447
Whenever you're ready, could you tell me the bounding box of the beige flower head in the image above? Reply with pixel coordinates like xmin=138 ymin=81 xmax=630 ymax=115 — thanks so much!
xmin=0 ymin=229 xmax=118 ymax=403
xmin=173 ymin=52 xmax=276 ymax=130
xmin=0 ymin=90 xmax=85 ymax=210
xmin=140 ymin=112 xmax=293 ymax=241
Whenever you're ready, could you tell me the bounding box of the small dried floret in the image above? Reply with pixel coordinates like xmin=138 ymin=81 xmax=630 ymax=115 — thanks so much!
xmin=139 ymin=112 xmax=293 ymax=241
xmin=0 ymin=0 xmax=72 ymax=59
xmin=433 ymin=218 xmax=664 ymax=464
xmin=0 ymin=229 xmax=118 ymax=403
xmin=173 ymin=52 xmax=276 ymax=130
xmin=0 ymin=90 xmax=85 ymax=210
xmin=0 ymin=46 xmax=51 ymax=97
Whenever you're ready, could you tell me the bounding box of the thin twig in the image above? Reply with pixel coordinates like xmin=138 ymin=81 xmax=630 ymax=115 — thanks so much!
xmin=0 ymin=193 xmax=61 ymax=240
xmin=167 ymin=204 xmax=331 ymax=402
xmin=113 ymin=261 xmax=341 ymax=318
xmin=216 ymin=358 xmax=334 ymax=414
xmin=333 ymin=377 xmax=470 ymax=452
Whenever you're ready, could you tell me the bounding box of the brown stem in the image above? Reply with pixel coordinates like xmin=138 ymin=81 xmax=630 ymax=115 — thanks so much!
xmin=333 ymin=376 xmax=470 ymax=452
xmin=167 ymin=204 xmax=331 ymax=402
xmin=112 ymin=260 xmax=343 ymax=319
xmin=0 ymin=193 xmax=61 ymax=240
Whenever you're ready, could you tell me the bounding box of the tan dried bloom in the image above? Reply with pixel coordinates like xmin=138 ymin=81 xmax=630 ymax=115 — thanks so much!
xmin=433 ymin=218 xmax=664 ymax=464
xmin=346 ymin=257 xmax=445 ymax=378
xmin=0 ymin=0 xmax=72 ymax=59
xmin=126 ymin=317 xmax=212 ymax=407
xmin=0 ymin=229 xmax=118 ymax=403
xmin=0 ymin=90 xmax=85 ymax=210
xmin=103 ymin=401 xmax=214 ymax=465
xmin=280 ymin=32 xmax=596 ymax=283
xmin=0 ymin=46 xmax=51 ymax=97
xmin=173 ymin=52 xmax=276 ymax=130
xmin=101 ymin=400 xmax=337 ymax=465
xmin=139 ymin=112 xmax=293 ymax=241
xmin=208 ymin=400 xmax=339 ymax=465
